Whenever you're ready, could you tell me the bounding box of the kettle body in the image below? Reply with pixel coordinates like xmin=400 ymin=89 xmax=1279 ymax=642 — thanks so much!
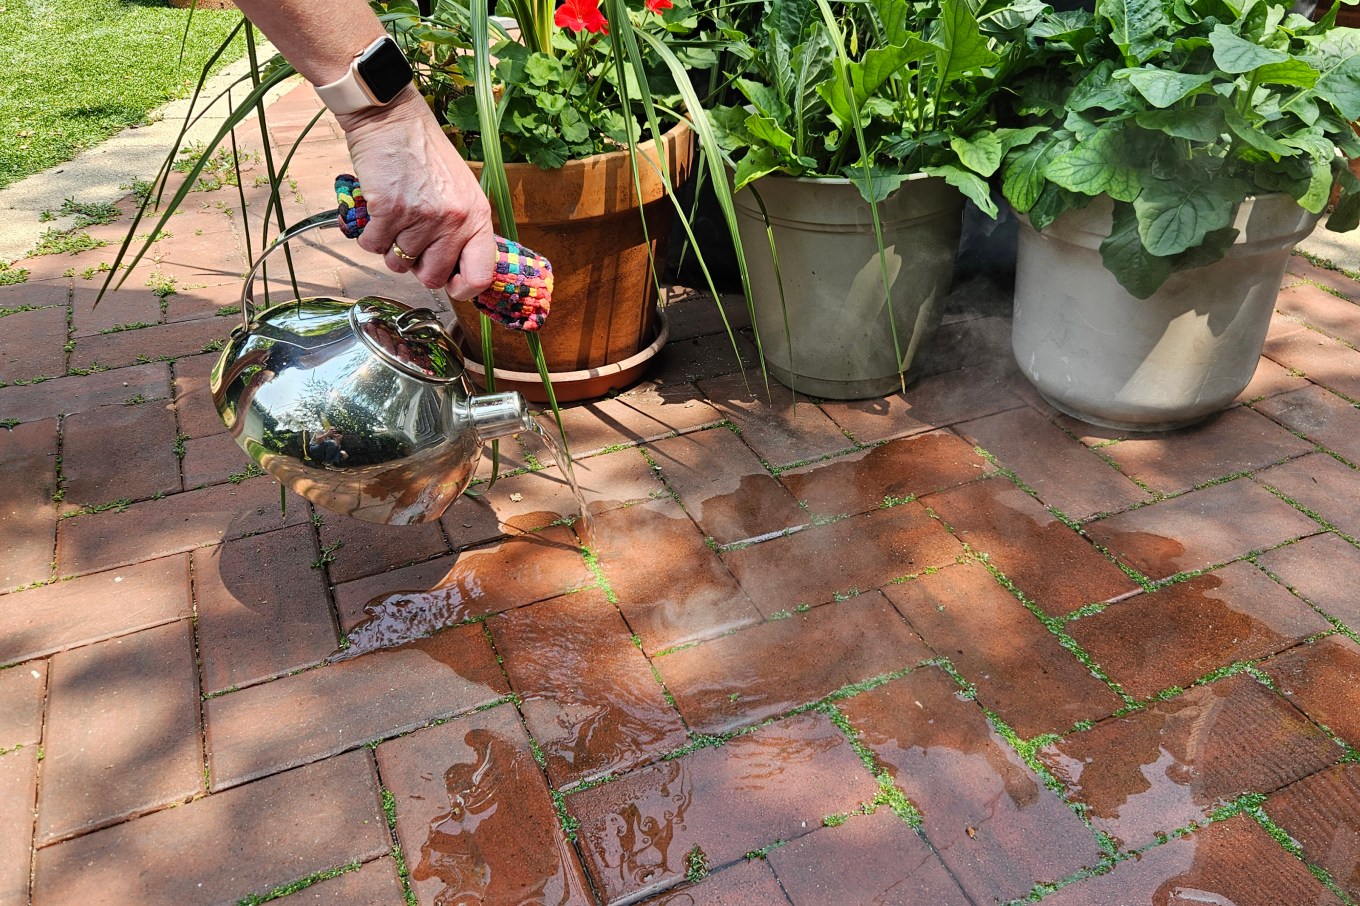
xmin=210 ymin=212 xmax=533 ymax=526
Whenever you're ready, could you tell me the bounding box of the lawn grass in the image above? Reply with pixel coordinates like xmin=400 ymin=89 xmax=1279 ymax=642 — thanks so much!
xmin=0 ymin=0 xmax=249 ymax=189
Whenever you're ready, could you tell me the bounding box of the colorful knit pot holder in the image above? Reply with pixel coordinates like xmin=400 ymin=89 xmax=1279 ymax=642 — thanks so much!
xmin=335 ymin=174 xmax=552 ymax=332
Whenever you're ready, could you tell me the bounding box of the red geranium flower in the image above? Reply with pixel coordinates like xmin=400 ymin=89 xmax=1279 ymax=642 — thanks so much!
xmin=555 ymin=0 xmax=609 ymax=34
xmin=645 ymin=0 xmax=673 ymax=12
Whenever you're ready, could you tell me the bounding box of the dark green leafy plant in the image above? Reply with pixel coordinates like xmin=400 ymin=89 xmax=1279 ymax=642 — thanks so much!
xmin=994 ymin=0 xmax=1360 ymax=298
xmin=708 ymin=0 xmax=1045 ymax=209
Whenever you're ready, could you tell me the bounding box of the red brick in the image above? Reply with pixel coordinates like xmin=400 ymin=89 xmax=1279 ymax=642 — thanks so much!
xmin=1040 ymin=815 xmax=1344 ymax=906
xmin=57 ymin=478 xmax=309 ymax=576
xmin=316 ymin=513 xmax=449 ymax=584
xmin=1085 ymin=477 xmax=1320 ymax=582
xmin=0 ymin=305 xmax=68 ymax=383
xmin=1256 ymin=452 xmax=1360 ymax=538
xmin=1278 ymin=282 xmax=1360 ymax=347
xmin=767 ymin=810 xmax=970 ymax=906
xmin=181 ymin=430 xmax=254 ymax=488
xmin=723 ymin=503 xmax=962 ymax=615
xmin=1070 ymin=561 xmax=1332 ymax=699
xmin=818 ymin=360 xmax=1025 ymax=444
xmin=490 ymin=590 xmax=687 ymax=787
xmin=38 ymin=622 xmax=202 ymax=843
xmin=658 ymin=593 xmax=931 ymax=735
xmin=1261 ymin=635 xmax=1360 ymax=748
xmin=60 ymin=397 xmax=180 ymax=506
xmin=33 ymin=749 xmax=390 ymax=906
xmin=0 ymin=282 xmax=68 ymax=309
xmin=1236 ymin=355 xmax=1310 ymax=403
xmin=840 ymin=667 xmax=1102 ymax=902
xmin=0 ymin=417 xmax=58 ymax=590
xmin=569 ymin=446 xmax=669 ymax=512
xmin=71 ymin=323 xmax=227 ymax=372
xmin=0 ymin=556 xmax=191 ymax=664
xmin=570 ymin=711 xmax=878 ymax=904
xmin=0 ymin=661 xmax=45 ymax=748
xmin=1098 ymin=407 xmax=1312 ymax=495
xmin=70 ymin=285 xmax=162 ymax=338
xmin=1037 ymin=673 xmax=1340 ymax=849
xmin=924 ymin=477 xmax=1139 ymax=616
xmin=594 ymin=498 xmax=763 ymax=652
xmin=1287 ymin=255 xmax=1360 ymax=300
xmin=290 ymin=857 xmax=406 ymax=903
xmin=0 ymin=361 xmax=171 ymax=424
xmin=162 ymin=279 xmax=249 ymax=324
xmin=193 ymin=525 xmax=337 ymax=694
xmin=1265 ymin=763 xmax=1360 ymax=900
xmin=1264 ymin=322 xmax=1360 ymax=400
xmin=1255 ymin=384 xmax=1360 ymax=464
xmin=919 ymin=315 xmax=1012 ymax=375
xmin=884 ymin=563 xmax=1124 ymax=737
xmin=335 ymin=526 xmax=593 ymax=655
xmin=1258 ymin=533 xmax=1360 ymax=629
xmin=377 ymin=704 xmax=594 ymax=906
xmin=441 ymin=466 xmax=583 ymax=549
xmin=638 ymin=858 xmax=787 ymax=905
xmin=695 ymin=373 xmax=855 ymax=467
xmin=0 ymin=748 xmax=37 ymax=905
xmin=957 ymin=407 xmax=1150 ymax=520
xmin=171 ymin=352 xmax=229 ymax=438
xmin=647 ymin=426 xmax=807 ymax=545
xmin=780 ymin=430 xmax=992 ymax=519
xmin=557 ymin=382 xmax=723 ymax=456
xmin=206 ymin=623 xmax=507 ymax=789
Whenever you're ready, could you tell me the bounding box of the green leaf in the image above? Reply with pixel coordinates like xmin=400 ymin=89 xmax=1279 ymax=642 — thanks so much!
xmin=1303 ymin=28 xmax=1360 ymax=120
xmin=1100 ymin=202 xmax=1173 ymax=299
xmin=745 ymin=114 xmax=797 ymax=154
xmin=934 ymin=0 xmax=999 ymax=85
xmin=1068 ymin=60 xmax=1134 ymax=112
xmin=1117 ymin=67 xmax=1216 ymax=108
xmin=1254 ymin=59 xmax=1320 ymax=88
xmin=1045 ymin=134 xmax=1141 ymax=202
xmin=521 ymin=135 xmax=570 ymax=170
xmin=871 ymin=0 xmax=913 ymax=46
xmin=1298 ymin=156 xmax=1334 ymax=213
xmin=707 ymin=105 xmax=754 ymax=152
xmin=1209 ymin=23 xmax=1289 ymax=73
xmin=995 ymin=125 xmax=1050 ymax=154
xmin=1224 ymin=107 xmax=1296 ymax=156
xmin=1001 ymin=132 xmax=1074 ymax=211
xmin=1104 ymin=0 xmax=1171 ymax=62
xmin=736 ymin=78 xmax=788 ymax=120
xmin=1172 ymin=225 xmax=1240 ymax=272
xmin=1135 ymin=106 xmax=1226 ymax=141
xmin=1029 ymin=184 xmax=1088 ymax=231
xmin=559 ymin=108 xmax=589 ymax=144
xmin=923 ymin=164 xmax=998 ymax=218
xmin=1133 ymin=178 xmax=1246 ymax=256
xmin=1328 ymin=164 xmax=1360 ymax=231
xmin=847 ymin=166 xmax=908 ymax=203
xmin=733 ymin=148 xmax=787 ymax=191
xmin=523 ymin=54 xmax=561 ymax=88
xmin=849 ymin=45 xmax=914 ymax=107
xmin=950 ymin=132 xmax=1005 ymax=177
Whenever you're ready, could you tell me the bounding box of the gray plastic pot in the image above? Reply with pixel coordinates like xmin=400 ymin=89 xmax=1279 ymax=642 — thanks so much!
xmin=1013 ymin=194 xmax=1320 ymax=431
xmin=733 ymin=173 xmax=964 ymax=399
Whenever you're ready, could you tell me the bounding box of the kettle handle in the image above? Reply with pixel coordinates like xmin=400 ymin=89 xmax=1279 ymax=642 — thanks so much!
xmin=239 ymin=209 xmax=341 ymax=331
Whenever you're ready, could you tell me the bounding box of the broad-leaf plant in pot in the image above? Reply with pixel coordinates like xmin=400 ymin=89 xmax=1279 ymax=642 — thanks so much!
xmin=994 ymin=0 xmax=1360 ymax=430
xmin=704 ymin=0 xmax=1044 ymax=399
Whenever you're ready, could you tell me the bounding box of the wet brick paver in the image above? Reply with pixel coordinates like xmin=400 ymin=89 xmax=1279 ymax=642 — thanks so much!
xmin=6 ymin=81 xmax=1360 ymax=903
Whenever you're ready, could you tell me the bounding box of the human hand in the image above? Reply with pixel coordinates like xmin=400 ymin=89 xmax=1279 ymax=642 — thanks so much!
xmin=336 ymin=91 xmax=496 ymax=300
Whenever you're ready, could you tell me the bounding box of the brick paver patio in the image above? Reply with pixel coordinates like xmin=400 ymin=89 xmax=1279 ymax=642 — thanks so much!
xmin=3 ymin=84 xmax=1360 ymax=905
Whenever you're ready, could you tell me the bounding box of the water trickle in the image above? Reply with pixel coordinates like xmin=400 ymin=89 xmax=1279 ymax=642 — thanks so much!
xmin=524 ymin=417 xmax=594 ymax=548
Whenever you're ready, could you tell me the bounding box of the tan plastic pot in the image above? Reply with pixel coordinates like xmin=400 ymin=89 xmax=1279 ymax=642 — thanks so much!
xmin=733 ymin=173 xmax=964 ymax=399
xmin=1013 ymin=194 xmax=1321 ymax=431
xmin=458 ymin=122 xmax=694 ymax=380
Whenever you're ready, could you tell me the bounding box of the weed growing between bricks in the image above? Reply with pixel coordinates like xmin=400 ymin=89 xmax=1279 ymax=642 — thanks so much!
xmin=233 ymin=860 xmax=362 ymax=905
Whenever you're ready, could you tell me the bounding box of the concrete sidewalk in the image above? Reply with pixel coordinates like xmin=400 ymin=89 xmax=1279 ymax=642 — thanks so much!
xmin=3 ymin=81 xmax=1360 ymax=906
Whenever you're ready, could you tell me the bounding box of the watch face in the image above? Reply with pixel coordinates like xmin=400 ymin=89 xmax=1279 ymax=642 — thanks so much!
xmin=357 ymin=37 xmax=414 ymax=105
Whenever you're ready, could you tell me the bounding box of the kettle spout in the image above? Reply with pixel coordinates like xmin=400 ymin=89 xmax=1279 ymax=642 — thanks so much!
xmin=468 ymin=391 xmax=535 ymax=441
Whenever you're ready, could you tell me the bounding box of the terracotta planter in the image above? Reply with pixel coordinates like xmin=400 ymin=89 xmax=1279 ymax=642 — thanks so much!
xmin=457 ymin=122 xmax=694 ymax=380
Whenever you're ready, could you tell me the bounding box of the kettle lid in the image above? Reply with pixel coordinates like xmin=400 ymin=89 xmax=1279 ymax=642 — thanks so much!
xmin=350 ymin=298 xmax=463 ymax=383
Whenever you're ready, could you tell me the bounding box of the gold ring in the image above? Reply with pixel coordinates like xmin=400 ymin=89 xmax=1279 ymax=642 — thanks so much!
xmin=390 ymin=242 xmax=417 ymax=262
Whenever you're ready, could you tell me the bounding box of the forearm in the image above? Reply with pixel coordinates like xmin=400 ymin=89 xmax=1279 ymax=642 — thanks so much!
xmin=232 ymin=0 xmax=388 ymax=87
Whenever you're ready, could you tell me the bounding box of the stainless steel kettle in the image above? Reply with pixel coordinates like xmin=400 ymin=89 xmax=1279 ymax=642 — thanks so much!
xmin=210 ymin=210 xmax=533 ymax=526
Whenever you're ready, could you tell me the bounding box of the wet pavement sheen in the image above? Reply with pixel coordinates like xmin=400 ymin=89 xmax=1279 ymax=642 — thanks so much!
xmin=7 ymin=87 xmax=1360 ymax=905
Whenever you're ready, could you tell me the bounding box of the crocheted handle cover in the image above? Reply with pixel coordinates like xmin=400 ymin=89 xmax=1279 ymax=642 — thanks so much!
xmin=335 ymin=174 xmax=552 ymax=332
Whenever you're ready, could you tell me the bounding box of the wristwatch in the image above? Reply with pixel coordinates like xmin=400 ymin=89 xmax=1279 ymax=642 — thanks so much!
xmin=314 ymin=36 xmax=415 ymax=115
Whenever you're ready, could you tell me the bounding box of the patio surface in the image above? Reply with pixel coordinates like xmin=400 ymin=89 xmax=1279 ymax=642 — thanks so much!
xmin=4 ymin=83 xmax=1360 ymax=906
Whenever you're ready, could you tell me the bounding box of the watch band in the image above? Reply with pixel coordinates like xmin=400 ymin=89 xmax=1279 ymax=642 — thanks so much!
xmin=314 ymin=36 xmax=410 ymax=115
